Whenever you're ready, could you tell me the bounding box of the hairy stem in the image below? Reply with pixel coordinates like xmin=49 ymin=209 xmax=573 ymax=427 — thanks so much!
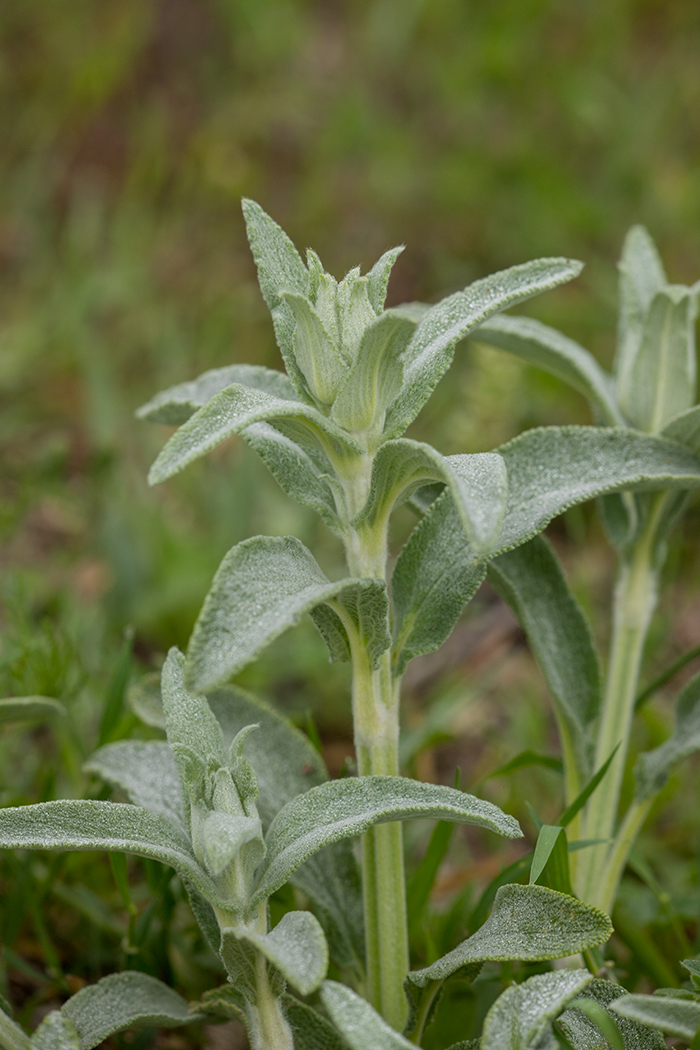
xmin=246 ymin=953 xmax=295 ymax=1050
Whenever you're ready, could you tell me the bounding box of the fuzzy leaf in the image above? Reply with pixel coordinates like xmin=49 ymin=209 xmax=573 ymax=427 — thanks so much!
xmin=619 ymin=287 xmax=697 ymax=433
xmin=30 ymin=1013 xmax=79 ymax=1050
xmin=320 ymin=981 xmax=415 ymax=1049
xmin=530 ymin=826 xmax=573 ymax=895
xmin=0 ymin=697 xmax=65 ymax=725
xmin=0 ymin=1008 xmax=31 ymax=1050
xmin=610 ymin=995 xmax=700 ymax=1042
xmin=162 ymin=648 xmax=225 ymax=765
xmin=472 ymin=314 xmax=621 ymax=424
xmin=559 ymin=979 xmax=666 ymax=1050
xmin=407 ymin=885 xmax=611 ymax=988
xmin=253 ymin=776 xmax=521 ymax=905
xmin=283 ymin=994 xmax=349 ymax=1050
xmin=367 ymin=247 xmax=405 ymax=314
xmin=615 ymin=225 xmax=668 ymax=394
xmin=127 ymin=673 xmax=165 ymax=728
xmin=202 ymin=811 xmax=263 ymax=876
xmin=58 ymin=972 xmax=197 ymax=1050
xmin=136 ymin=364 xmax=299 ymax=425
xmin=281 ymin=292 xmax=350 ymax=406
xmin=331 ymin=312 xmax=416 ymax=432
xmin=219 ymin=930 xmax=257 ymax=998
xmin=384 ymin=257 xmax=583 ymax=439
xmin=488 ymin=535 xmax=601 ymax=785
xmin=482 ymin=969 xmax=594 ymax=1050
xmin=237 ymin=911 xmax=328 ymax=996
xmin=634 ymin=671 xmax=700 ymax=799
xmin=363 ymin=440 xmax=508 ymax=553
xmin=663 ymin=404 xmax=700 ymax=455
xmin=185 ymin=536 xmax=389 ymax=693
xmin=84 ymin=741 xmax=186 ymax=834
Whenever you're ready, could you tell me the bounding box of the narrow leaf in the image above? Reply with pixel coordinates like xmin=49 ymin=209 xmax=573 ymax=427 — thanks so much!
xmin=253 ymin=776 xmax=521 ymax=905
xmin=281 ymin=292 xmax=350 ymax=406
xmin=559 ymin=978 xmax=666 ymax=1050
xmin=237 ymin=910 xmax=328 ymax=996
xmin=406 ymin=818 xmax=455 ymax=936
xmin=366 ymin=246 xmax=405 ymax=314
xmin=610 ymin=995 xmax=700 ymax=1042
xmin=481 ymin=969 xmax=594 ymax=1050
xmin=530 ymin=826 xmax=572 ymax=895
xmin=185 ymin=536 xmax=389 ymax=693
xmin=137 ymin=364 xmax=299 ymax=425
xmin=320 ymin=981 xmax=415 ymax=1050
xmin=557 ymin=746 xmax=619 ymax=829
xmin=485 ymin=750 xmax=563 ymax=779
xmin=634 ymin=671 xmax=700 ymax=799
xmin=472 ymin=314 xmax=621 ymax=424
xmin=384 ymin=257 xmax=584 ymax=439
xmin=161 ymin=648 xmax=225 ymax=765
xmin=408 ymin=884 xmax=611 ymax=988
xmin=0 ymin=697 xmax=65 ymax=725
xmin=615 ymin=226 xmax=668 ymax=388
xmin=84 ymin=740 xmax=187 ymax=834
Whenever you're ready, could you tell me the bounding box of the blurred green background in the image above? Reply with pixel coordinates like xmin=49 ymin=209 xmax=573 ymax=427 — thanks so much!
xmin=1 ymin=0 xmax=700 ymax=1042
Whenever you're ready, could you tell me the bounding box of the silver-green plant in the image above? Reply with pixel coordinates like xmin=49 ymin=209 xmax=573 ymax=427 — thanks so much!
xmin=473 ymin=226 xmax=700 ymax=914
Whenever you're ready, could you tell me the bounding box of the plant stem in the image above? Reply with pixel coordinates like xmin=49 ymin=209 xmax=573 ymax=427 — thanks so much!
xmin=592 ymin=798 xmax=653 ymax=917
xmin=246 ymin=952 xmax=295 ymax=1050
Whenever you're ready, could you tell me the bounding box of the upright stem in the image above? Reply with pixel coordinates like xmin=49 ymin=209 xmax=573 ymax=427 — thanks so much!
xmin=247 ymin=953 xmax=295 ymax=1050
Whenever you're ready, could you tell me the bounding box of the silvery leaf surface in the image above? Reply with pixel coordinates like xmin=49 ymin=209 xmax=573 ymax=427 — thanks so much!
xmin=202 ymin=811 xmax=263 ymax=876
xmin=0 ymin=1007 xmax=31 ymax=1050
xmin=283 ymin=994 xmax=349 ymax=1050
xmin=383 ymin=257 xmax=583 ymax=439
xmin=59 ymin=972 xmax=197 ymax=1050
xmin=407 ymin=884 xmax=611 ymax=988
xmin=320 ymin=981 xmax=415 ymax=1050
xmin=481 ymin=969 xmax=594 ymax=1050
xmin=615 ymin=225 xmax=668 ymax=393
xmin=236 ymin=911 xmax=328 ymax=996
xmin=0 ymin=799 xmax=228 ymax=909
xmin=0 ymin=697 xmax=65 ymax=725
xmin=281 ymin=292 xmax=350 ymax=406
xmin=30 ymin=1013 xmax=79 ymax=1050
xmin=252 ymin=776 xmax=521 ymax=905
xmin=663 ymin=403 xmax=700 ymax=455
xmin=488 ymin=536 xmax=601 ymax=786
xmin=161 ymin=648 xmax=225 ymax=767
xmin=84 ymin=741 xmax=187 ymax=835
xmin=610 ymin=995 xmax=700 ymax=1042
xmin=127 ymin=673 xmax=165 ymax=728
xmin=242 ymin=198 xmax=314 ymax=401
xmin=472 ymin=314 xmax=621 ymax=425
xmin=361 ymin=439 xmax=508 ymax=553
xmin=219 ymin=930 xmax=257 ymax=999
xmin=559 ymin=979 xmax=666 ymax=1050
xmin=445 ymin=1042 xmax=480 ymax=1050
xmin=618 ymin=286 xmax=697 ymax=433
xmin=634 ymin=671 xmax=700 ymax=799
xmin=136 ymin=364 xmax=300 ymax=425
xmin=185 ymin=536 xmax=389 ymax=692
xmin=331 ymin=312 xmax=416 ymax=433
xmin=366 ymin=246 xmax=405 ymax=314
xmin=147 ymin=383 xmax=361 ymax=486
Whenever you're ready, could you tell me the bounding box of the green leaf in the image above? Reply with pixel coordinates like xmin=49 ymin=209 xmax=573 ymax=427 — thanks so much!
xmin=283 ymin=994 xmax=349 ymax=1050
xmin=663 ymin=403 xmax=700 ymax=454
xmin=481 ymin=969 xmax=594 ymax=1050
xmin=406 ymin=817 xmax=455 ymax=938
xmin=30 ymin=1013 xmax=79 ymax=1050
xmin=0 ymin=697 xmax=65 ymax=725
xmin=363 ymin=439 xmax=508 ymax=553
xmin=445 ymin=1043 xmax=480 ymax=1050
xmin=161 ymin=648 xmax=225 ymax=765
xmin=331 ymin=312 xmax=416 ymax=432
xmin=634 ymin=671 xmax=700 ymax=799
xmin=484 ymin=750 xmax=563 ymax=779
xmin=127 ymin=672 xmax=165 ymax=729
xmin=566 ymin=1001 xmax=624 ymax=1050
xmin=407 ymin=884 xmax=611 ymax=988
xmin=59 ymin=971 xmax=198 ymax=1050
xmin=148 ymin=382 xmax=361 ymax=486
xmin=557 ymin=746 xmax=619 ymax=829
xmin=236 ymin=911 xmax=328 ymax=996
xmin=84 ymin=740 xmax=187 ymax=834
xmin=384 ymin=256 xmax=584 ymax=439
xmin=320 ymin=981 xmax=415 ymax=1049
xmin=559 ymin=978 xmax=666 ymax=1050
xmin=201 ymin=811 xmax=263 ymax=876
xmin=253 ymin=776 xmax=521 ymax=905
xmin=0 ymin=1008 xmax=31 ymax=1050
xmin=530 ymin=826 xmax=573 ymax=896
xmin=615 ymin=225 xmax=667 ymax=392
xmin=281 ymin=292 xmax=350 ymax=406
xmin=488 ymin=535 xmax=600 ymax=787
xmin=136 ymin=363 xmax=300 ymax=425
xmin=366 ymin=246 xmax=405 ymax=314
xmin=185 ymin=536 xmax=389 ymax=693
xmin=472 ymin=314 xmax=621 ymax=424
xmin=619 ymin=286 xmax=697 ymax=433
xmin=219 ymin=929 xmax=257 ymax=998
xmin=610 ymin=995 xmax=700 ymax=1042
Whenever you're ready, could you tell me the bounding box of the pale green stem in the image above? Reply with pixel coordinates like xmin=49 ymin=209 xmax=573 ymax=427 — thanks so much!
xmin=246 ymin=952 xmax=295 ymax=1050
xmin=593 ymin=797 xmax=654 ymax=917
xmin=0 ymin=1012 xmax=30 ymax=1050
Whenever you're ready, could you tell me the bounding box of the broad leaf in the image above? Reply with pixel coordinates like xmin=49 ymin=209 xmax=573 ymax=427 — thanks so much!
xmin=320 ymin=981 xmax=415 ymax=1050
xmin=362 ymin=440 xmax=508 ymax=553
xmin=559 ymin=979 xmax=666 ymax=1050
xmin=634 ymin=671 xmax=700 ymax=799
xmin=663 ymin=403 xmax=700 ymax=454
xmin=252 ymin=776 xmax=521 ymax=905
xmin=610 ymin=995 xmax=700 ymax=1043
xmin=283 ymin=994 xmax=349 ymax=1050
xmin=84 ymin=741 xmax=187 ymax=834
xmin=0 ymin=697 xmax=65 ymax=725
xmin=407 ymin=884 xmax=611 ymax=988
xmin=148 ymin=383 xmax=361 ymax=486
xmin=384 ymin=257 xmax=583 ymax=439
xmin=127 ymin=673 xmax=164 ymax=728
xmin=136 ymin=364 xmax=299 ymax=425
xmin=366 ymin=246 xmax=405 ymax=314
xmin=615 ymin=225 xmax=667 ymax=393
xmin=481 ymin=969 xmax=594 ymax=1050
xmin=59 ymin=972 xmax=197 ymax=1050
xmin=472 ymin=314 xmax=621 ymax=424
xmin=237 ymin=911 xmax=328 ymax=996
xmin=619 ymin=287 xmax=697 ymax=433
xmin=331 ymin=312 xmax=416 ymax=433
xmin=185 ymin=536 xmax=389 ymax=693
xmin=488 ymin=535 xmax=601 ymax=787
xmin=30 ymin=1014 xmax=79 ymax=1050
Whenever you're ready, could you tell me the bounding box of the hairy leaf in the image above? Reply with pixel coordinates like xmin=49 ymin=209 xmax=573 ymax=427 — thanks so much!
xmin=384 ymin=257 xmax=583 ymax=439
xmin=366 ymin=247 xmax=405 ymax=314
xmin=282 ymin=995 xmax=348 ymax=1050
xmin=663 ymin=402 xmax=700 ymax=458
xmin=610 ymin=995 xmax=700 ymax=1042
xmin=136 ymin=364 xmax=299 ymax=425
xmin=201 ymin=811 xmax=262 ymax=876
xmin=219 ymin=930 xmax=257 ymax=999
xmin=481 ymin=969 xmax=594 ymax=1050
xmin=320 ymin=981 xmax=415 ymax=1050
xmin=0 ymin=1008 xmax=31 ymax=1050
xmin=84 ymin=741 xmax=186 ymax=834
xmin=559 ymin=980 xmax=666 ymax=1050
xmin=488 ymin=535 xmax=601 ymax=785
xmin=281 ymin=292 xmax=350 ymax=406
xmin=30 ymin=1013 xmax=79 ymax=1050
xmin=237 ymin=911 xmax=328 ymax=996
xmin=253 ymin=777 xmax=521 ymax=905
xmin=407 ymin=885 xmax=611 ymax=987
xmin=634 ymin=671 xmax=700 ymax=799
xmin=530 ymin=826 xmax=572 ymax=895
xmin=615 ymin=225 xmax=667 ymax=393
xmin=472 ymin=314 xmax=621 ymax=424
xmin=162 ymin=648 xmax=225 ymax=765
xmin=0 ymin=697 xmax=65 ymax=725
xmin=185 ymin=536 xmax=389 ymax=692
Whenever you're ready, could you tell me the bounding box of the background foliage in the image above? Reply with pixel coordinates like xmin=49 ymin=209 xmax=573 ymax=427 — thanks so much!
xmin=2 ymin=1 xmax=700 ymax=1045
